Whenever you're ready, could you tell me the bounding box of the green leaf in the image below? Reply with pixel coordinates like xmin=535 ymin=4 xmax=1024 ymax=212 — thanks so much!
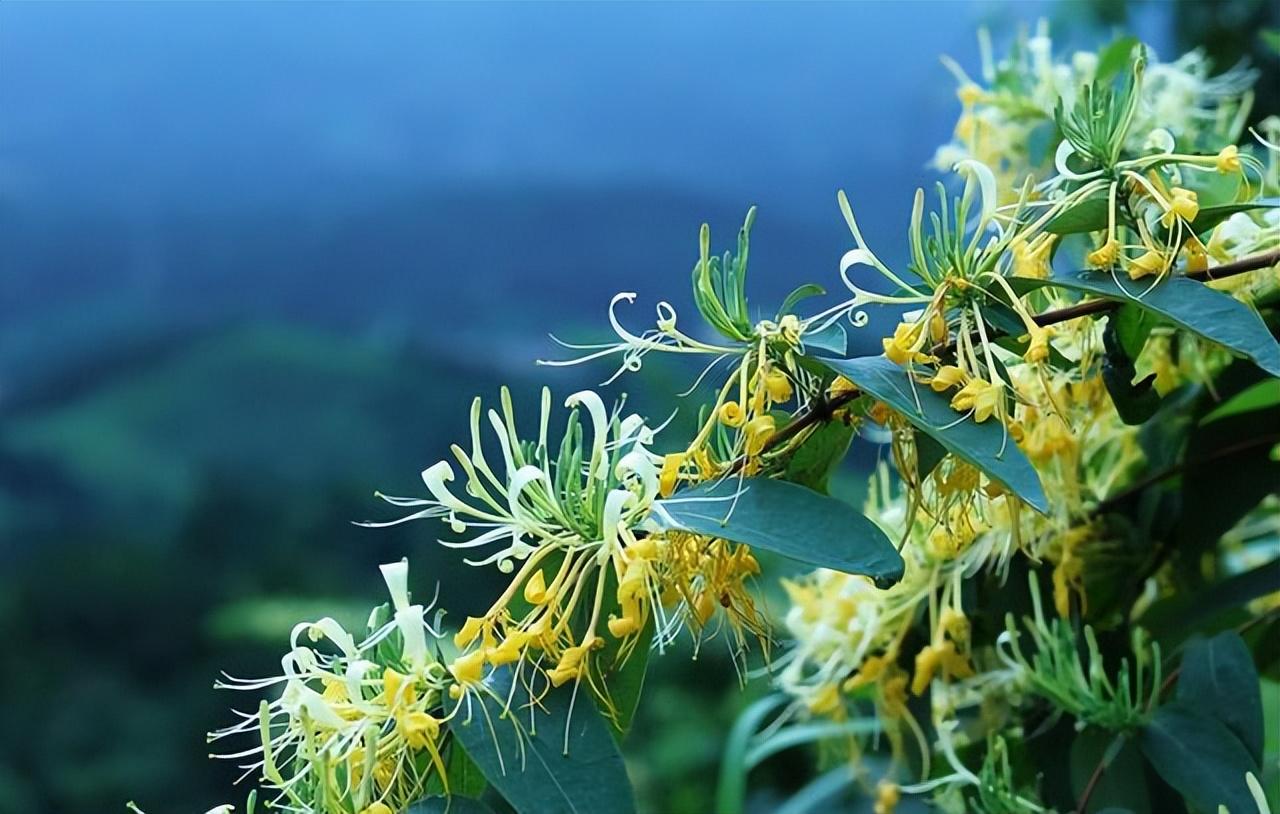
xmin=1069 ymin=730 xmax=1150 ymax=814
xmin=1177 ymin=632 xmax=1264 ymax=766
xmin=1264 ymin=29 xmax=1280 ymax=56
xmin=1141 ymin=559 xmax=1280 ymax=644
xmin=1015 ymin=267 xmax=1280 ymax=377
xmin=651 ymin=476 xmax=903 ymax=586
xmin=1188 ymin=198 xmax=1280 ymax=235
xmin=1045 ymin=194 xmax=1111 ymax=235
xmin=452 ymin=668 xmax=637 ymax=814
xmin=1111 ymin=303 xmax=1160 ymax=359
xmin=423 ymin=741 xmax=489 ymax=799
xmin=784 ymin=419 xmax=854 ymax=493
xmin=803 ymin=322 xmax=846 ymax=356
xmin=1202 ymin=379 xmax=1280 ymax=424
xmin=595 ymin=594 xmax=652 ymax=740
xmin=1097 ymin=36 xmax=1140 ymax=82
xmin=407 ymin=796 xmax=496 ymax=814
xmin=1174 ymin=404 xmax=1280 ymax=561
xmin=716 ymin=694 xmax=788 ymax=814
xmin=1101 ymin=315 xmax=1160 ymax=425
xmin=817 ymin=355 xmax=1048 ymax=513
xmin=777 ymin=283 xmax=826 ymax=319
xmin=915 ymin=431 xmax=948 ymax=481
xmin=1140 ymin=702 xmax=1257 ymax=814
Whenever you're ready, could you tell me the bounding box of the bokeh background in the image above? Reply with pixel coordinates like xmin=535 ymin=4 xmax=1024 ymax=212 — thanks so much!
xmin=1 ymin=2 xmax=1273 ymax=811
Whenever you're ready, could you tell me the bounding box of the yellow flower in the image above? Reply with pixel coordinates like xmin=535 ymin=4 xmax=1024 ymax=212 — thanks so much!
xmin=881 ymin=671 xmax=909 ymax=717
xmin=454 ymin=615 xmax=486 ymax=649
xmin=874 ymin=781 xmax=901 ymax=814
xmin=382 ymin=667 xmax=412 ymax=708
xmin=1011 ymin=234 xmax=1055 ymax=279
xmin=523 ymin=570 xmax=549 ymax=605
xmin=1183 ymin=239 xmax=1208 ymax=274
xmin=929 ymin=310 xmax=948 ymax=344
xmin=1160 ymin=187 xmax=1199 ymax=228
xmin=779 ymin=314 xmax=802 ymax=345
xmin=764 ymin=369 xmax=793 ymax=403
xmin=807 ymin=682 xmax=842 ymax=715
xmin=911 ymin=645 xmax=941 ymax=695
xmin=882 ymin=320 xmax=926 ymax=365
xmin=744 ymin=415 xmax=776 ymax=456
xmin=361 ymin=803 xmax=394 ymax=814
xmin=957 ymin=82 xmax=984 ymax=106
xmin=1024 ymin=325 xmax=1053 ymax=364
xmin=658 ymin=453 xmax=684 ymax=498
xmin=829 ymin=376 xmax=858 ymax=398
xmin=844 ymin=653 xmax=892 ymax=691
xmin=950 ymin=378 xmax=1000 ymax=422
xmin=1087 ymin=238 xmax=1119 ymax=268
xmin=718 ymin=400 xmax=746 ymax=428
xmin=448 ymin=649 xmax=487 ymax=685
xmin=1216 ymin=144 xmax=1241 ymax=174
xmin=486 ymin=631 xmax=529 ymax=666
xmin=548 ymin=636 xmax=599 ymax=686
xmin=929 ymin=365 xmax=967 ymax=392
xmin=398 ymin=711 xmax=440 ymax=750
xmin=1128 ymin=249 xmax=1167 ymax=280
xmin=1025 ymin=413 xmax=1074 ymax=462
xmin=940 ymin=607 xmax=970 ymax=646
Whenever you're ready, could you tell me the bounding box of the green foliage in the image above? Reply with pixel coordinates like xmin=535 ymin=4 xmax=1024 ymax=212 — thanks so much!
xmin=1045 ymin=193 xmax=1111 ymax=235
xmin=1188 ymin=198 xmax=1280 ymax=235
xmin=1140 ymin=703 xmax=1258 ymax=814
xmin=651 ymin=477 xmax=904 ymax=585
xmin=451 ymin=669 xmax=636 ymax=814
xmin=818 ymin=354 xmax=1048 ymax=511
xmin=782 ymin=419 xmax=855 ymax=493
xmin=1017 ymin=268 xmax=1280 ymax=377
xmin=1177 ymin=632 xmax=1265 ymax=765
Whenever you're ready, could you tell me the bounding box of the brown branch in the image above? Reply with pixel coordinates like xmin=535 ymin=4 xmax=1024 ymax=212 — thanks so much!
xmin=1074 ymin=733 xmax=1122 ymax=814
xmin=1096 ymin=433 xmax=1280 ymax=515
xmin=760 ymin=249 xmax=1280 ymax=461
xmin=1030 ymin=248 xmax=1280 ymax=327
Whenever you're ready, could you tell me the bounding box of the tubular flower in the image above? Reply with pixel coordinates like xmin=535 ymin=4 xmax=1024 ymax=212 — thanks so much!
xmin=883 ymin=320 xmax=931 ymax=365
xmin=1087 ymin=238 xmax=1120 ymax=268
xmin=1010 ymin=233 xmax=1055 ymax=279
xmin=719 ymin=400 xmax=747 ymax=427
xmin=929 ymin=365 xmax=967 ymax=392
xmin=363 ymin=388 xmax=772 ymax=715
xmin=1160 ymin=187 xmax=1199 ymax=228
xmin=950 ymin=378 xmax=1002 ymax=423
xmin=1215 ymin=144 xmax=1240 ymax=174
xmin=874 ymin=781 xmax=901 ymax=814
xmin=1127 ymin=249 xmax=1168 ymax=280
xmin=763 ymin=368 xmax=794 ymax=403
xmin=1024 ymin=325 xmax=1053 ymax=364
xmin=210 ymin=560 xmax=459 ymax=813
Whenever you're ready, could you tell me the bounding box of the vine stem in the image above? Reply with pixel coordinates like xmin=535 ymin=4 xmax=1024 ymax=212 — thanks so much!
xmin=760 ymin=248 xmax=1280 ymax=457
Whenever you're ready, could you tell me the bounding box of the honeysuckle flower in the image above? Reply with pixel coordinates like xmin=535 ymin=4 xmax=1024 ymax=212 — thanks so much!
xmin=1087 ymin=237 xmax=1120 ymax=268
xmin=211 ymin=560 xmax=460 ymax=813
xmin=928 ymin=365 xmax=967 ymax=392
xmin=1217 ymin=144 xmax=1242 ymax=173
xmin=1127 ymin=249 xmax=1168 ymax=279
xmin=364 ymin=387 xmax=774 ymax=718
xmin=1159 ymin=186 xmax=1200 ymax=228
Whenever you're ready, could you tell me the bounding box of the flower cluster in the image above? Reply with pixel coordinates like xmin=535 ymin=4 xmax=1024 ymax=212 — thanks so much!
xmin=767 ymin=26 xmax=1280 ymax=813
xmin=188 ymin=22 xmax=1280 ymax=814
xmin=364 ymin=386 xmax=767 ymax=717
xmin=211 ymin=561 xmax=459 ymax=813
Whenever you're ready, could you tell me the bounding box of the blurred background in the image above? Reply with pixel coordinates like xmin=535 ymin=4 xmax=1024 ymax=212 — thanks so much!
xmin=0 ymin=2 xmax=1271 ymax=811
